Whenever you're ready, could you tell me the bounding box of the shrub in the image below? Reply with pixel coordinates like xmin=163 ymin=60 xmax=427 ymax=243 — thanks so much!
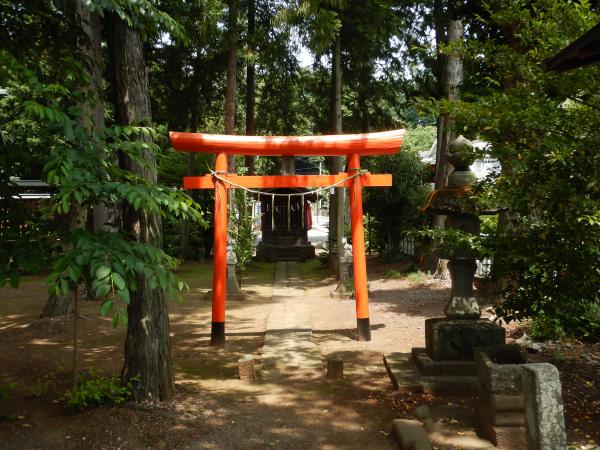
xmin=63 ymin=371 xmax=132 ymax=412
xmin=0 ymin=383 xmax=15 ymax=400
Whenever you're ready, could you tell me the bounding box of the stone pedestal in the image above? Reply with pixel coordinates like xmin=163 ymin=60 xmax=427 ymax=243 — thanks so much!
xmin=425 ymin=318 xmax=505 ymax=361
xmin=445 ymin=257 xmax=480 ymax=319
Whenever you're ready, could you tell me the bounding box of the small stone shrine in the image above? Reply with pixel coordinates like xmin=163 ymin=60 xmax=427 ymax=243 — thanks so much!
xmin=255 ymin=157 xmax=316 ymax=261
xmin=413 ymin=135 xmax=505 ymax=380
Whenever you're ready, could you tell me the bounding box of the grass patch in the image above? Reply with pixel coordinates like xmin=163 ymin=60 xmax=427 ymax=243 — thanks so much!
xmin=386 ymin=269 xmax=402 ymax=279
xmin=406 ymin=271 xmax=427 ymax=283
xmin=243 ymin=261 xmax=277 ymax=284
xmin=298 ymin=258 xmax=326 ymax=281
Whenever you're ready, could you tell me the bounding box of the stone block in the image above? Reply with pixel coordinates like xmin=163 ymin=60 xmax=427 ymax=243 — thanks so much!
xmin=326 ymin=358 xmax=343 ymax=379
xmin=478 ymin=403 xmax=527 ymax=449
xmin=476 ymin=345 xmax=527 ymax=395
xmin=425 ymin=318 xmax=505 ymax=361
xmin=521 ymin=363 xmax=566 ymax=450
xmin=392 ymin=419 xmax=432 ymax=450
xmin=490 ymin=410 xmax=525 ymax=427
xmin=491 ymin=394 xmax=524 ymax=413
xmin=412 ymin=347 xmax=476 ymax=376
xmin=237 ymin=354 xmax=256 ymax=382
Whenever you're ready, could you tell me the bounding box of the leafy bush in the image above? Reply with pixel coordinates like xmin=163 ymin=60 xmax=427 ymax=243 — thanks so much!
xmin=0 ymin=383 xmax=15 ymax=400
xmin=386 ymin=269 xmax=402 ymax=279
xmin=63 ymin=371 xmax=132 ymax=412
xmin=529 ymin=314 xmax=566 ymax=341
xmin=363 ymin=126 xmax=433 ymax=261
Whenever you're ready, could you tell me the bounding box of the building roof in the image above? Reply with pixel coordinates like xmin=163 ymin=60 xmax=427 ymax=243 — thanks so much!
xmin=543 ymin=22 xmax=600 ymax=72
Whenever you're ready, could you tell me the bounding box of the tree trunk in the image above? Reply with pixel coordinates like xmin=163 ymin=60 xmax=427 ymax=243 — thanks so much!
xmin=225 ymin=0 xmax=238 ymax=161
xmin=244 ymin=0 xmax=256 ymax=175
xmin=180 ymin=102 xmax=199 ymax=261
xmin=328 ymin=35 xmax=344 ymax=277
xmin=107 ymin=14 xmax=174 ymax=402
xmin=431 ymin=7 xmax=463 ymax=280
xmin=179 ymin=153 xmax=195 ymax=260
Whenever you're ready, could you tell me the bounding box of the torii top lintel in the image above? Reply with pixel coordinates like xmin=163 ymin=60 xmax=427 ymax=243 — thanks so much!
xmin=169 ymin=129 xmax=405 ymax=156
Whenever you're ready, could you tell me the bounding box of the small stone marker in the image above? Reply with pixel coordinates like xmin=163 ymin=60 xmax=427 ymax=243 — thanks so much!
xmin=521 ymin=363 xmax=566 ymax=450
xmin=238 ymin=354 xmax=256 ymax=382
xmin=392 ymin=419 xmax=432 ymax=450
xmin=327 ymin=358 xmax=344 ymax=379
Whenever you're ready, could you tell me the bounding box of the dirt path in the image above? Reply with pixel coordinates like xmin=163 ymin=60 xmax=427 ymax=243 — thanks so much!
xmin=0 ymin=259 xmax=598 ymax=449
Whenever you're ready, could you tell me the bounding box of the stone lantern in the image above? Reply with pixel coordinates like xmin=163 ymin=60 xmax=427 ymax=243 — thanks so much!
xmin=415 ymin=136 xmax=505 ymax=372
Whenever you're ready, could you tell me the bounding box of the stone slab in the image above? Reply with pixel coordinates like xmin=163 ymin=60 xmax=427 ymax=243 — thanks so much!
xmin=392 ymin=419 xmax=432 ymax=450
xmin=425 ymin=318 xmax=505 ymax=361
xmin=521 ymin=363 xmax=566 ymax=450
xmin=383 ymin=353 xmax=421 ymax=391
xmin=261 ymin=261 xmax=323 ymax=381
xmin=422 ymin=405 xmax=497 ymax=450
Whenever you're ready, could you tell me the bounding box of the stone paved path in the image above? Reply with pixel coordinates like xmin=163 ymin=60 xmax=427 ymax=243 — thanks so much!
xmin=261 ymin=261 xmax=323 ymax=380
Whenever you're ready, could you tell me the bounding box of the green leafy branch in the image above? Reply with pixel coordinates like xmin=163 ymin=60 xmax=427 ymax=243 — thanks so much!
xmin=48 ymin=230 xmax=188 ymax=327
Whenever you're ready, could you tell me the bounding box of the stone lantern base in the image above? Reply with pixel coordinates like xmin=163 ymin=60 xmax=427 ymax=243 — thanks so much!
xmin=410 ymin=318 xmax=506 ymax=393
xmin=425 ymin=318 xmax=506 ymax=361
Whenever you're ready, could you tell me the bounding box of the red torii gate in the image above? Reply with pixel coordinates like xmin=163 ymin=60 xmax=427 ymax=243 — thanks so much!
xmin=170 ymin=129 xmax=405 ymax=344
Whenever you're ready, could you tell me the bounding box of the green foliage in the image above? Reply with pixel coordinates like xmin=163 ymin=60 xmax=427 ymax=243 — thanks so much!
xmin=441 ymin=0 xmax=600 ymax=339
xmin=0 ymin=48 xmax=205 ymax=324
xmin=63 ymin=370 xmax=132 ymax=412
xmin=33 ymin=371 xmax=60 ymax=398
xmin=0 ymin=383 xmax=15 ymax=400
xmin=406 ymin=271 xmax=427 ymax=283
xmin=344 ymin=279 xmax=355 ymax=299
xmin=410 ymin=227 xmax=486 ymax=259
xmin=530 ymin=314 xmax=566 ymax=341
xmin=386 ymin=269 xmax=402 ymax=279
xmin=363 ymin=126 xmax=433 ymax=261
xmin=84 ymin=0 xmax=186 ymax=41
xmin=230 ymin=189 xmax=257 ymax=275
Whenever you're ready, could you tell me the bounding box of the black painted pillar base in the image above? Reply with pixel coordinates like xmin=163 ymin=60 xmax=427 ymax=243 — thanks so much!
xmin=211 ymin=321 xmax=225 ymax=345
xmin=357 ymin=318 xmax=371 ymax=341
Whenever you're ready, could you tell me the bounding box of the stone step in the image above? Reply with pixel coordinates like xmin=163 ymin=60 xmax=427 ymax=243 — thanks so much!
xmin=383 ymin=353 xmax=478 ymax=395
xmin=383 ymin=353 xmax=421 ymax=390
xmin=415 ymin=405 xmax=498 ymax=450
xmin=412 ymin=347 xmax=477 ymax=377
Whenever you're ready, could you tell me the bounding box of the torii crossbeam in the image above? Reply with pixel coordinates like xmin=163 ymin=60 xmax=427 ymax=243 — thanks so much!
xmin=170 ymin=129 xmax=405 ymax=344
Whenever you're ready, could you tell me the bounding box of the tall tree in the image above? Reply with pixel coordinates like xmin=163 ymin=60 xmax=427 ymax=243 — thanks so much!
xmin=245 ymin=0 xmax=256 ymax=174
xmin=430 ymin=0 xmax=464 ymax=278
xmin=328 ymin=33 xmax=344 ymax=277
xmin=225 ymin=0 xmax=238 ymax=140
xmin=107 ymin=13 xmax=174 ymax=401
